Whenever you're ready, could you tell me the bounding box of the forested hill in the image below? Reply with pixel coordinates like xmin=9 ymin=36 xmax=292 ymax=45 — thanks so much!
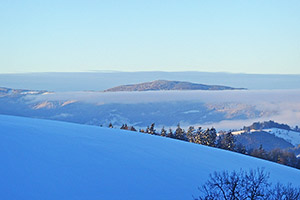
xmin=104 ymin=80 xmax=246 ymax=92
xmin=243 ymin=120 xmax=299 ymax=132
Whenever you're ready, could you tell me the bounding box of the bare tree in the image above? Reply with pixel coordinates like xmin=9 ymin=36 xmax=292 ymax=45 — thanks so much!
xmin=270 ymin=183 xmax=300 ymax=200
xmin=243 ymin=168 xmax=270 ymax=200
xmin=194 ymin=168 xmax=300 ymax=200
xmin=197 ymin=170 xmax=245 ymax=200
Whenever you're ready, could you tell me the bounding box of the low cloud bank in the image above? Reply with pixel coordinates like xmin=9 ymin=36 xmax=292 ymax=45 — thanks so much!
xmin=26 ymin=90 xmax=300 ymax=104
xmin=25 ymin=90 xmax=300 ymax=129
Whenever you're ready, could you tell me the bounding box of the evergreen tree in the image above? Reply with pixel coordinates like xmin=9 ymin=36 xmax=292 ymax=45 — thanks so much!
xmin=194 ymin=127 xmax=217 ymax=146
xmin=202 ymin=128 xmax=211 ymax=145
xmin=167 ymin=128 xmax=173 ymax=138
xmin=130 ymin=126 xmax=137 ymax=131
xmin=161 ymin=126 xmax=167 ymax=137
xmin=250 ymin=145 xmax=267 ymax=159
xmin=194 ymin=127 xmax=204 ymax=144
xmin=207 ymin=128 xmax=217 ymax=147
xmin=120 ymin=124 xmax=128 ymax=130
xmin=217 ymin=132 xmax=235 ymax=151
xmin=145 ymin=126 xmax=150 ymax=134
xmin=175 ymin=123 xmax=185 ymax=140
xmin=235 ymin=143 xmax=246 ymax=154
xmin=186 ymin=126 xmax=195 ymax=142
xmin=149 ymin=123 xmax=156 ymax=135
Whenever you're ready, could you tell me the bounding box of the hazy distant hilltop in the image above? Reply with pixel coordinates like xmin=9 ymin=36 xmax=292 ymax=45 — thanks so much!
xmin=104 ymin=80 xmax=246 ymax=92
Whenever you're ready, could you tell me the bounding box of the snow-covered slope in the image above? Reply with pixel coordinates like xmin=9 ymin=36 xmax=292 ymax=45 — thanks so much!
xmin=0 ymin=115 xmax=300 ymax=200
xmin=264 ymin=128 xmax=300 ymax=146
xmin=232 ymin=128 xmax=300 ymax=147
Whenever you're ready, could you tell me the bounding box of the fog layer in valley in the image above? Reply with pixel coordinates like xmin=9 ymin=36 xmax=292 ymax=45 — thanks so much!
xmin=22 ymin=89 xmax=300 ymax=130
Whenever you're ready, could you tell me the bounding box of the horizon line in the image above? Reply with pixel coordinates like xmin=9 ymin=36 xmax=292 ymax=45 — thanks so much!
xmin=0 ymin=70 xmax=300 ymax=76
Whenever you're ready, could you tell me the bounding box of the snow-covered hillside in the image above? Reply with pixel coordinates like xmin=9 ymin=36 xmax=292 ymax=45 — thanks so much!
xmin=0 ymin=115 xmax=300 ymax=200
xmin=264 ymin=128 xmax=300 ymax=146
xmin=232 ymin=128 xmax=300 ymax=147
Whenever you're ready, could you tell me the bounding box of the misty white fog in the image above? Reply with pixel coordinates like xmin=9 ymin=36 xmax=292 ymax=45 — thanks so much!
xmin=23 ymin=89 xmax=300 ymax=130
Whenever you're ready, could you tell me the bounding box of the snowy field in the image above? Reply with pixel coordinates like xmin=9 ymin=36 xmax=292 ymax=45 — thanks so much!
xmin=0 ymin=114 xmax=300 ymax=200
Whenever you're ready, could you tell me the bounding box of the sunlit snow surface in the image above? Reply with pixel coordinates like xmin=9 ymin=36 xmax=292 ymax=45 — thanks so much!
xmin=0 ymin=115 xmax=300 ymax=200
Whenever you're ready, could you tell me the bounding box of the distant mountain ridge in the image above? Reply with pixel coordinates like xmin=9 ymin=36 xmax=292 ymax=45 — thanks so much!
xmin=1 ymin=72 xmax=300 ymax=91
xmin=104 ymin=80 xmax=246 ymax=92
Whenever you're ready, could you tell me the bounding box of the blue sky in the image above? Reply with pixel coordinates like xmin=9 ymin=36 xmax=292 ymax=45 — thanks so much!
xmin=0 ymin=0 xmax=299 ymax=74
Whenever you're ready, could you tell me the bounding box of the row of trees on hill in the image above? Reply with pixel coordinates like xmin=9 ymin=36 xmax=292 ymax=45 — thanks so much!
xmin=249 ymin=145 xmax=300 ymax=169
xmin=109 ymin=122 xmax=300 ymax=169
xmin=117 ymin=123 xmax=243 ymax=152
xmin=141 ymin=123 xmax=221 ymax=147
